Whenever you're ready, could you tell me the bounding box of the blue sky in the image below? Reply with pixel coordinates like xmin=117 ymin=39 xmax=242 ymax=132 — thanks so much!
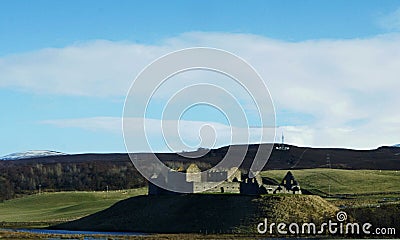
xmin=1 ymin=0 xmax=399 ymax=55
xmin=1 ymin=1 xmax=400 ymax=155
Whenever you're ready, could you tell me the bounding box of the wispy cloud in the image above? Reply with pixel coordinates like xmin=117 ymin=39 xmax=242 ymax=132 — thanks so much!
xmin=378 ymin=7 xmax=400 ymax=31
xmin=0 ymin=40 xmax=172 ymax=96
xmin=41 ymin=117 xmax=273 ymax=152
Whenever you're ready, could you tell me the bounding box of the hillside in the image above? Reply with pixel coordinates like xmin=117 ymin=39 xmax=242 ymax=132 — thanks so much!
xmin=262 ymin=169 xmax=400 ymax=196
xmin=1 ymin=169 xmax=398 ymax=226
xmin=53 ymin=194 xmax=338 ymax=234
xmin=3 ymin=144 xmax=400 ymax=170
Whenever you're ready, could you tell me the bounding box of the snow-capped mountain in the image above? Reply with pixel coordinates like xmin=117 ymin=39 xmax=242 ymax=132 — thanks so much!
xmin=393 ymin=144 xmax=400 ymax=147
xmin=0 ymin=150 xmax=67 ymax=160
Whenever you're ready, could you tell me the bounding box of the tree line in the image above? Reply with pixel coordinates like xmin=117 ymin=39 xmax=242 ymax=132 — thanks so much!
xmin=0 ymin=159 xmax=213 ymax=201
xmin=0 ymin=160 xmax=146 ymax=201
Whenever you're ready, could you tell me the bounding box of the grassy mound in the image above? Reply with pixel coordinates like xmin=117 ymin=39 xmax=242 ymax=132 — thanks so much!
xmin=53 ymin=194 xmax=338 ymax=234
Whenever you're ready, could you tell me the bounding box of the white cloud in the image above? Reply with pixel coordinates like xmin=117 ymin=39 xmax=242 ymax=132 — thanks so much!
xmin=41 ymin=117 xmax=122 ymax=134
xmin=41 ymin=115 xmax=400 ymax=152
xmin=4 ymin=32 xmax=400 ymax=149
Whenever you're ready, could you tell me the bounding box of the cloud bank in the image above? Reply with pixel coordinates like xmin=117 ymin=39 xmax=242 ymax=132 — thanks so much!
xmin=3 ymin=32 xmax=400 ymax=149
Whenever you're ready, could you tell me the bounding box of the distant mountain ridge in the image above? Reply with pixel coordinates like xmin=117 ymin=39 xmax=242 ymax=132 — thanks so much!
xmin=1 ymin=144 xmax=400 ymax=170
xmin=0 ymin=150 xmax=67 ymax=160
xmin=393 ymin=144 xmax=400 ymax=147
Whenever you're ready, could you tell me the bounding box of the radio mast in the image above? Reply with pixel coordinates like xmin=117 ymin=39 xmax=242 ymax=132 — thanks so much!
xmin=276 ymin=131 xmax=290 ymax=151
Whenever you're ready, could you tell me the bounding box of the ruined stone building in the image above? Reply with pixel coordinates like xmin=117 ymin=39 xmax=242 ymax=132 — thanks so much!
xmin=262 ymin=171 xmax=302 ymax=194
xmin=148 ymin=163 xmax=301 ymax=195
xmin=273 ymin=171 xmax=302 ymax=194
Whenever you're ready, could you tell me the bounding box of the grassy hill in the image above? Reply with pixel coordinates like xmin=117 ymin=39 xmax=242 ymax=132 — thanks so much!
xmin=1 ymin=169 xmax=399 ymax=236
xmin=0 ymin=188 xmax=146 ymax=227
xmin=262 ymin=169 xmax=400 ymax=195
xmin=53 ymin=194 xmax=338 ymax=234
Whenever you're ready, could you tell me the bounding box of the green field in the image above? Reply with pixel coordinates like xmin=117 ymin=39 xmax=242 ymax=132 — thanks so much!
xmin=261 ymin=168 xmax=400 ymax=195
xmin=0 ymin=188 xmax=146 ymax=226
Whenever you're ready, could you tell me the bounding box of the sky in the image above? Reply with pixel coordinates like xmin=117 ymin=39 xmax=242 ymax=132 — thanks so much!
xmin=1 ymin=1 xmax=400 ymax=155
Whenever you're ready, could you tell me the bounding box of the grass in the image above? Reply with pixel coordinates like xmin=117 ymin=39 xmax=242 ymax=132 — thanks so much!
xmin=0 ymin=188 xmax=146 ymax=226
xmin=0 ymin=169 xmax=400 ymax=232
xmin=261 ymin=168 xmax=400 ymax=195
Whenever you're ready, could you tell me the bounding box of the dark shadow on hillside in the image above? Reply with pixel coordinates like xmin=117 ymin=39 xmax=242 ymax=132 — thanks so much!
xmin=51 ymin=194 xmax=258 ymax=234
xmin=50 ymin=194 xmax=339 ymax=234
